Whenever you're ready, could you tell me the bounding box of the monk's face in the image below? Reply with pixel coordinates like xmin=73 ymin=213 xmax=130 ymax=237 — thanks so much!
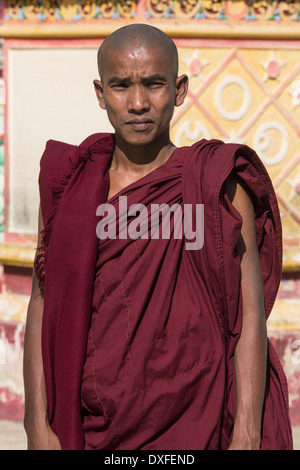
xmin=94 ymin=45 xmax=187 ymax=147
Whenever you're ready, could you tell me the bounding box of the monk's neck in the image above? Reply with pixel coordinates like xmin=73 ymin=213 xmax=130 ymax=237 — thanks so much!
xmin=112 ymin=135 xmax=176 ymax=177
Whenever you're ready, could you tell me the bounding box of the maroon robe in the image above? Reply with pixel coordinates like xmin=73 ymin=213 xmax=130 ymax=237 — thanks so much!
xmin=35 ymin=133 xmax=293 ymax=450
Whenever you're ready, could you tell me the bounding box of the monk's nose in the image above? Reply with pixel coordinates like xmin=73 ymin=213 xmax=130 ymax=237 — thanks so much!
xmin=127 ymin=85 xmax=150 ymax=114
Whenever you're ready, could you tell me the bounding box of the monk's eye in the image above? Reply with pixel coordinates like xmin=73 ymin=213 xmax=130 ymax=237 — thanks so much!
xmin=112 ymin=83 xmax=128 ymax=89
xmin=147 ymin=81 xmax=164 ymax=88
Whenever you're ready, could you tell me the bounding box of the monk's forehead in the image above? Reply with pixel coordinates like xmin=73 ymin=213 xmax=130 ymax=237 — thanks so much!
xmin=99 ymin=46 xmax=172 ymax=85
xmin=102 ymin=35 xmax=172 ymax=59
xmin=103 ymin=44 xmax=166 ymax=68
xmin=98 ymin=25 xmax=178 ymax=78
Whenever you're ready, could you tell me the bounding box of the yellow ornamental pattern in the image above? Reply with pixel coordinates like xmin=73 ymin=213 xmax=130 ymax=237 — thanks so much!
xmin=171 ymin=42 xmax=300 ymax=269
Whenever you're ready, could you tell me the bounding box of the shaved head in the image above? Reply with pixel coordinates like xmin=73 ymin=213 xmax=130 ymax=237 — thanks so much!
xmin=97 ymin=24 xmax=179 ymax=81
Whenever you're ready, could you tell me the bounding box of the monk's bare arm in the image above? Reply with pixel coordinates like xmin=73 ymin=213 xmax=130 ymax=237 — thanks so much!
xmin=23 ymin=206 xmax=61 ymax=450
xmin=225 ymin=175 xmax=267 ymax=450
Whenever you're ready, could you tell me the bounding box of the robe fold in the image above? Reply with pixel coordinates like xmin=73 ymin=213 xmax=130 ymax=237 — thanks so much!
xmin=35 ymin=133 xmax=293 ymax=450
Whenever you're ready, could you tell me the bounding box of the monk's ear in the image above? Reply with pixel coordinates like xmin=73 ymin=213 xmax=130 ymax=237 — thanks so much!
xmin=93 ymin=79 xmax=106 ymax=110
xmin=175 ymin=74 xmax=188 ymax=107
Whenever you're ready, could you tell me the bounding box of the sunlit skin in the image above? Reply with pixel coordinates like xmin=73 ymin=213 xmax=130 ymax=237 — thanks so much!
xmin=93 ymin=45 xmax=188 ymax=196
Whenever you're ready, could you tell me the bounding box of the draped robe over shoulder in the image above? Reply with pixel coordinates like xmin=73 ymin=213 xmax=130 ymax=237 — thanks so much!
xmin=35 ymin=133 xmax=293 ymax=450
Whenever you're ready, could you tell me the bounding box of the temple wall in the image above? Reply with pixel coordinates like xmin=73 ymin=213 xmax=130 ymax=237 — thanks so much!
xmin=0 ymin=0 xmax=299 ymax=442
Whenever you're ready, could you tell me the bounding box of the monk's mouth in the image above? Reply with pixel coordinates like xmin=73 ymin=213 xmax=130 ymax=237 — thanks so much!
xmin=126 ymin=119 xmax=154 ymax=131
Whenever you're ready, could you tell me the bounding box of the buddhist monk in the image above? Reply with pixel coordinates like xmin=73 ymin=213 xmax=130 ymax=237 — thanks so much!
xmin=23 ymin=24 xmax=293 ymax=450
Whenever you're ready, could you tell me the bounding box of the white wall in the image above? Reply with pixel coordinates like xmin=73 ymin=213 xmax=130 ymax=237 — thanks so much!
xmin=7 ymin=47 xmax=113 ymax=234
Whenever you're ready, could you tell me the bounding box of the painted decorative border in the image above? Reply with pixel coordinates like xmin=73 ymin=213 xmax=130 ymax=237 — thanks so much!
xmin=1 ymin=2 xmax=300 ymax=39
xmin=2 ymin=0 xmax=300 ymax=23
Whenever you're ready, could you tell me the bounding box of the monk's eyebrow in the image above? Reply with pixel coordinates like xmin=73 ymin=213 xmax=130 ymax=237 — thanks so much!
xmin=107 ymin=74 xmax=168 ymax=86
xmin=107 ymin=76 xmax=129 ymax=86
xmin=142 ymin=74 xmax=168 ymax=84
